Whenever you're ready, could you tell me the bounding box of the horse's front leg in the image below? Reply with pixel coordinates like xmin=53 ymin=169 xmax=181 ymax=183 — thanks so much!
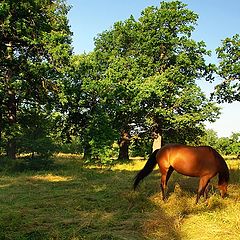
xmin=196 ymin=177 xmax=210 ymax=204
xmin=204 ymin=182 xmax=210 ymax=201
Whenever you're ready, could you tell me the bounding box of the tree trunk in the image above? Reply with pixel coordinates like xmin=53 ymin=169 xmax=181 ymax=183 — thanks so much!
xmin=6 ymin=89 xmax=17 ymax=159
xmin=0 ymin=104 xmax=2 ymax=143
xmin=6 ymin=63 xmax=17 ymax=159
xmin=5 ymin=42 xmax=17 ymax=159
xmin=83 ymin=142 xmax=92 ymax=160
xmin=7 ymin=140 xmax=16 ymax=159
xmin=118 ymin=130 xmax=130 ymax=161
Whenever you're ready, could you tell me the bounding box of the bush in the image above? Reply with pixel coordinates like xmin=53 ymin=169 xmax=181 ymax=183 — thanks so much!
xmin=17 ymin=135 xmax=56 ymax=158
xmin=57 ymin=138 xmax=83 ymax=154
xmin=84 ymin=145 xmax=118 ymax=166
xmin=0 ymin=156 xmax=54 ymax=172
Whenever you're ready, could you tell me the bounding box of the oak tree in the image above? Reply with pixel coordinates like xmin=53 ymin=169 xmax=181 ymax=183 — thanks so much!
xmin=214 ymin=34 xmax=240 ymax=102
xmin=0 ymin=0 xmax=72 ymax=158
xmin=93 ymin=1 xmax=219 ymax=159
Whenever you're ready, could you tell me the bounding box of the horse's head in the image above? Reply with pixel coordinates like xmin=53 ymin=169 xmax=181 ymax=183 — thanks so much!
xmin=218 ymin=167 xmax=229 ymax=198
xmin=218 ymin=182 xmax=228 ymax=198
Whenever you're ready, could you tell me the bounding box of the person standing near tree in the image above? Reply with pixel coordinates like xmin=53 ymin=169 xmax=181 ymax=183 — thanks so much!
xmin=152 ymin=131 xmax=162 ymax=152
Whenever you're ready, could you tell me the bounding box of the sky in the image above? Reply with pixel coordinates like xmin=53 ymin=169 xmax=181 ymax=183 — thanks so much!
xmin=67 ymin=0 xmax=240 ymax=137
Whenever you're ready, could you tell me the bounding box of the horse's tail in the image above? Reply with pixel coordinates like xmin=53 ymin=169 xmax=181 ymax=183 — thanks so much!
xmin=133 ymin=149 xmax=159 ymax=190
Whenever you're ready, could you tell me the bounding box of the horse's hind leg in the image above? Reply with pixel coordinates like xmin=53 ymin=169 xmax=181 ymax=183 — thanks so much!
xmin=161 ymin=166 xmax=174 ymax=201
xmin=161 ymin=174 xmax=167 ymax=201
xmin=196 ymin=177 xmax=210 ymax=204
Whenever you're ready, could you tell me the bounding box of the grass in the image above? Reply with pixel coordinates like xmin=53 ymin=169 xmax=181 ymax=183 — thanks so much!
xmin=0 ymin=154 xmax=239 ymax=239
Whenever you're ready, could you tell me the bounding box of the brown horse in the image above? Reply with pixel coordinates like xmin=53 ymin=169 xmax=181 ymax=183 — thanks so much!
xmin=134 ymin=144 xmax=229 ymax=203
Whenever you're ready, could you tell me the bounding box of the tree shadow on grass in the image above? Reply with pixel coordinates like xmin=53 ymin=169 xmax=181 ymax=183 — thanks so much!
xmin=0 ymin=156 xmax=56 ymax=173
xmin=0 ymin=158 xmax=182 ymax=240
xmin=74 ymin=167 xmax=182 ymax=240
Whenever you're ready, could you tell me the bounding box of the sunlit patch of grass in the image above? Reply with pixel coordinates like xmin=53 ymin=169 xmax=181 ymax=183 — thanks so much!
xmin=85 ymin=158 xmax=148 ymax=172
xmin=112 ymin=159 xmax=147 ymax=171
xmin=55 ymin=152 xmax=83 ymax=159
xmin=132 ymin=158 xmax=240 ymax=239
xmin=28 ymin=173 xmax=74 ymax=182
xmin=181 ymin=200 xmax=240 ymax=240
xmin=0 ymin=176 xmax=15 ymax=188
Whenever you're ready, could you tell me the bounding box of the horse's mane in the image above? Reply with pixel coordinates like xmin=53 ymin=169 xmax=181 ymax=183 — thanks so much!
xmin=211 ymin=147 xmax=230 ymax=183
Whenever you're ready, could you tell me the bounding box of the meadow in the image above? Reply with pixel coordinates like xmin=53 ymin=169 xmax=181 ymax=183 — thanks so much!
xmin=0 ymin=154 xmax=240 ymax=240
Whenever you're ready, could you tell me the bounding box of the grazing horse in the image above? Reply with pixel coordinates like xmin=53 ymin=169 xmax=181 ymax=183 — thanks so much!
xmin=133 ymin=144 xmax=229 ymax=203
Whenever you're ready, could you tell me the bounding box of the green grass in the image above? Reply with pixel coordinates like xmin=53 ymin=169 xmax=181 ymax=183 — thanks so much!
xmin=0 ymin=154 xmax=240 ymax=239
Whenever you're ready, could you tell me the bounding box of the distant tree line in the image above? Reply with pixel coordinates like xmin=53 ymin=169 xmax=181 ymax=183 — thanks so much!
xmin=0 ymin=0 xmax=239 ymax=164
xmin=200 ymin=130 xmax=240 ymax=157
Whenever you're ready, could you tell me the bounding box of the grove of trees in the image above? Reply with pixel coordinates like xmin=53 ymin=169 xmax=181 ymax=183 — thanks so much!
xmin=200 ymin=130 xmax=240 ymax=157
xmin=0 ymin=0 xmax=239 ymax=164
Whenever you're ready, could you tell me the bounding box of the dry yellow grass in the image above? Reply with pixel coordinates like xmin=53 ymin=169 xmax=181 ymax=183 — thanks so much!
xmin=112 ymin=159 xmax=240 ymax=240
xmin=0 ymin=156 xmax=239 ymax=239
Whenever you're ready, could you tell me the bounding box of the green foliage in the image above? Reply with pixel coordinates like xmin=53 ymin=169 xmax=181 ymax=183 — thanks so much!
xmin=57 ymin=137 xmax=83 ymax=154
xmin=0 ymin=0 xmax=72 ymax=158
xmin=60 ymin=53 xmax=119 ymax=161
xmin=199 ymin=129 xmax=219 ymax=147
xmin=0 ymin=156 xmax=54 ymax=172
xmin=17 ymin=109 xmax=56 ymax=157
xmin=0 ymin=0 xmax=225 ymax=163
xmin=214 ymin=34 xmax=240 ymax=102
xmin=200 ymin=129 xmax=240 ymax=156
xmin=130 ymin=135 xmax=152 ymax=158
xmin=63 ymin=1 xmax=220 ymax=162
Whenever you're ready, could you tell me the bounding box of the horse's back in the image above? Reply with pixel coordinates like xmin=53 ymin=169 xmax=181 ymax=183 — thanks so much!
xmin=157 ymin=144 xmax=222 ymax=177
